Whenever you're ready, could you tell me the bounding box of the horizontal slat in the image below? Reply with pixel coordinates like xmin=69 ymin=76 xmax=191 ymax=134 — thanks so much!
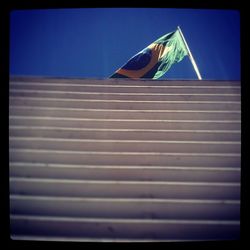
xmin=9 ymin=97 xmax=241 ymax=111
xmin=10 ymin=89 xmax=241 ymax=101
xmin=10 ymin=195 xmax=240 ymax=220
xmin=10 ymin=177 xmax=240 ymax=199
xmin=10 ymin=149 xmax=241 ymax=168
xmin=10 ymin=80 xmax=241 ymax=87
xmin=9 ymin=235 xmax=240 ymax=242
xmin=9 ymin=137 xmax=240 ymax=153
xmin=9 ymin=116 xmax=241 ymax=130
xmin=10 ymin=215 xmax=240 ymax=240
xmin=9 ymin=82 xmax=241 ymax=94
xmin=9 ymin=162 xmax=241 ymax=182
xmin=9 ymin=163 xmax=241 ymax=182
xmin=10 ymin=78 xmax=241 ymax=86
xmin=9 ymin=106 xmax=241 ymax=120
xmin=9 ymin=126 xmax=241 ymax=141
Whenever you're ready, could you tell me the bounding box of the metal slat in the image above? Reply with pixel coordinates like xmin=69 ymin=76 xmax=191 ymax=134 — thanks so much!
xmin=10 ymin=215 xmax=240 ymax=240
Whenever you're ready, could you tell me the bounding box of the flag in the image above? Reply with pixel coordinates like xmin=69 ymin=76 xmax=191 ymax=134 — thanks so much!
xmin=110 ymin=29 xmax=188 ymax=79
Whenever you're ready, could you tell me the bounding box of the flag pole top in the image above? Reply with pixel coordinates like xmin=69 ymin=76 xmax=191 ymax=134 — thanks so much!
xmin=177 ymin=26 xmax=202 ymax=80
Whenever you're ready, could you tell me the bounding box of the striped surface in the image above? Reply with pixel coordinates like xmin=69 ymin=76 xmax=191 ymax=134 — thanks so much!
xmin=9 ymin=77 xmax=241 ymax=242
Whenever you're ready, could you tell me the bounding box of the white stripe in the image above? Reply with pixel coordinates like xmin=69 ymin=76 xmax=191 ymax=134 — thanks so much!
xmin=10 ymin=194 xmax=240 ymax=204
xmin=9 ymin=125 xmax=241 ymax=133
xmin=9 ymin=162 xmax=241 ymax=171
xmin=10 ymin=81 xmax=241 ymax=88
xmin=10 ymin=214 xmax=240 ymax=225
xmin=9 ymin=106 xmax=241 ymax=113
xmin=9 ymin=148 xmax=241 ymax=157
xmin=9 ymin=115 xmax=241 ymax=123
xmin=9 ymin=136 xmax=241 ymax=144
xmin=10 ymin=89 xmax=241 ymax=96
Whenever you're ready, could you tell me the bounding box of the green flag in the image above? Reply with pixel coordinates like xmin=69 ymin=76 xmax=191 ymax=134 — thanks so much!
xmin=110 ymin=29 xmax=188 ymax=79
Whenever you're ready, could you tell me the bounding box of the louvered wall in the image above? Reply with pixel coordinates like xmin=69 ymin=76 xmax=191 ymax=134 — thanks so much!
xmin=9 ymin=77 xmax=241 ymax=242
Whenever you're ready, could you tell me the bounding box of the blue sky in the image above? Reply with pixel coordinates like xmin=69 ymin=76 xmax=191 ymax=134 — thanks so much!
xmin=10 ymin=8 xmax=240 ymax=80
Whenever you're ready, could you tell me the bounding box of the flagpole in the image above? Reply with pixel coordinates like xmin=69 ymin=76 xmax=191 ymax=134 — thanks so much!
xmin=177 ymin=26 xmax=202 ymax=80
